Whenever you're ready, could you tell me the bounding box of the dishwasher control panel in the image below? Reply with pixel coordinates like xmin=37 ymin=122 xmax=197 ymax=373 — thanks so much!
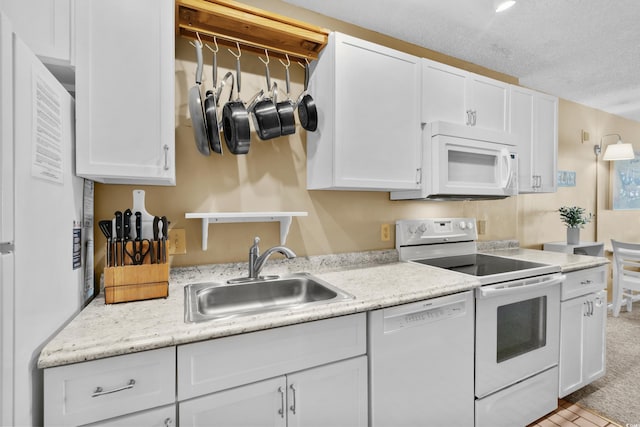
xmin=382 ymin=298 xmax=468 ymax=334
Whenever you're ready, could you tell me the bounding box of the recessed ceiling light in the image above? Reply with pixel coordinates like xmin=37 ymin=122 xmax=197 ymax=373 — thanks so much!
xmin=495 ymin=0 xmax=516 ymax=12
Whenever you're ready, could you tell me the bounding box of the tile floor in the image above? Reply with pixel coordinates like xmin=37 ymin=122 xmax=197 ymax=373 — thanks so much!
xmin=529 ymin=400 xmax=622 ymax=427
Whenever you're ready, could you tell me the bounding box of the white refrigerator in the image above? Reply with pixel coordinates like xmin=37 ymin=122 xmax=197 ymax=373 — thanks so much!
xmin=0 ymin=12 xmax=91 ymax=426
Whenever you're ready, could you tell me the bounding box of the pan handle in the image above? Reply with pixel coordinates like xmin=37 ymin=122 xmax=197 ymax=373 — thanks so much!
xmin=193 ymin=38 xmax=204 ymax=85
xmin=216 ymin=71 xmax=234 ymax=103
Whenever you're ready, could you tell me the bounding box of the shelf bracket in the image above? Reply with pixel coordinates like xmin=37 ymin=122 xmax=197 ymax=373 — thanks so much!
xmin=185 ymin=212 xmax=308 ymax=251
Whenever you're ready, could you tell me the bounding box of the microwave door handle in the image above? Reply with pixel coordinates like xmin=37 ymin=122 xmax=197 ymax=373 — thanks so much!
xmin=499 ymin=148 xmax=511 ymax=188
xmin=476 ymin=274 xmax=566 ymax=299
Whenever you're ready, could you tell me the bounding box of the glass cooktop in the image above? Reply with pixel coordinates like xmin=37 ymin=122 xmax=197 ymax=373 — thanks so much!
xmin=412 ymin=253 xmax=551 ymax=277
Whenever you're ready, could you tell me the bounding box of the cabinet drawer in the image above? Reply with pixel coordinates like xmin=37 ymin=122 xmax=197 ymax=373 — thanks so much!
xmin=177 ymin=313 xmax=366 ymax=400
xmin=81 ymin=403 xmax=176 ymax=427
xmin=44 ymin=347 xmax=176 ymax=426
xmin=562 ymin=265 xmax=607 ymax=301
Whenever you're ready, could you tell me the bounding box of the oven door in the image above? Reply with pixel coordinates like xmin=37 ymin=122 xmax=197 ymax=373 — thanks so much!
xmin=475 ymin=273 xmax=563 ymax=398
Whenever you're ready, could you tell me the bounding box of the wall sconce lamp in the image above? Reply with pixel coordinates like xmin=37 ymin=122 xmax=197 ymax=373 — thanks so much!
xmin=594 ymin=133 xmax=635 ymax=161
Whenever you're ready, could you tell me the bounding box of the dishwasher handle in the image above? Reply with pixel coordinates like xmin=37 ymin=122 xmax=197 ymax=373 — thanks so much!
xmin=476 ymin=274 xmax=565 ymax=299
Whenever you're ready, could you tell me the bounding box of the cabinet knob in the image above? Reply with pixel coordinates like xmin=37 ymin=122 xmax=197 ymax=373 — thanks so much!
xmin=164 ymin=418 xmax=174 ymax=427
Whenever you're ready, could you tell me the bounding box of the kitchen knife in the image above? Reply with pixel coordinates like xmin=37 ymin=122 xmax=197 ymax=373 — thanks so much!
xmin=152 ymin=216 xmax=160 ymax=264
xmin=114 ymin=211 xmax=123 ymax=266
xmin=161 ymin=216 xmax=168 ymax=264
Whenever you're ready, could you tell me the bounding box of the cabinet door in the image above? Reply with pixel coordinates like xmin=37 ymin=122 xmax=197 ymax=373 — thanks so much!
xmin=307 ymin=32 xmax=420 ymax=191
xmin=421 ymin=58 xmax=468 ymax=125
xmin=0 ymin=0 xmax=72 ymax=64
xmin=583 ymin=290 xmax=606 ymax=384
xmin=509 ymin=86 xmax=535 ymax=192
xmin=532 ymin=93 xmax=558 ymax=192
xmin=333 ymin=33 xmax=421 ymax=190
xmin=559 ymin=294 xmax=586 ymax=397
xmin=179 ymin=377 xmax=287 ymax=427
xmin=75 ymin=0 xmax=175 ymax=185
xmin=468 ymin=74 xmax=510 ymax=132
xmin=287 ymin=356 xmax=368 ymax=427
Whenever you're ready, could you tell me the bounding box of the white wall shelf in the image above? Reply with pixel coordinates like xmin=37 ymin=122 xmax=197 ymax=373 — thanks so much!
xmin=185 ymin=212 xmax=308 ymax=251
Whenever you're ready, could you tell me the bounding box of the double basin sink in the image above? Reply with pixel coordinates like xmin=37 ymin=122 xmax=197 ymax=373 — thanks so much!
xmin=184 ymin=273 xmax=354 ymax=323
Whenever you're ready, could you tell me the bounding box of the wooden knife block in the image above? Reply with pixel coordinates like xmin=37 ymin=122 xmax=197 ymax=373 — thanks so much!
xmin=103 ymin=243 xmax=169 ymax=304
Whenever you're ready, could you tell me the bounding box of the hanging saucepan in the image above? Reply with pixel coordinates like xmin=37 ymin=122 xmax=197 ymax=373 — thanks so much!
xmin=297 ymin=60 xmax=318 ymax=132
xmin=222 ymin=44 xmax=251 ymax=155
xmin=204 ymin=40 xmax=223 ymax=154
xmin=276 ymin=55 xmax=296 ymax=136
xmin=188 ymin=36 xmax=210 ymax=156
xmin=251 ymin=51 xmax=282 ymax=140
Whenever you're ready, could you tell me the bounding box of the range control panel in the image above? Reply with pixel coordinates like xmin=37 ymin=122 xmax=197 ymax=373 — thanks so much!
xmin=395 ymin=218 xmax=478 ymax=249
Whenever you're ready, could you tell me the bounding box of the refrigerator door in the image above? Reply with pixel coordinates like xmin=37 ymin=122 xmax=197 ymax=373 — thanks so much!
xmin=11 ymin=29 xmax=84 ymax=426
xmin=0 ymin=12 xmax=14 ymax=245
xmin=0 ymin=12 xmax=15 ymax=427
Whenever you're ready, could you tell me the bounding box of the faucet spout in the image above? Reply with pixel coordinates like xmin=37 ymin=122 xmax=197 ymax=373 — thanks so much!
xmin=248 ymin=237 xmax=296 ymax=279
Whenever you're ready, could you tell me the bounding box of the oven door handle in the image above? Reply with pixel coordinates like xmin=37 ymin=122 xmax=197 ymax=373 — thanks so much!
xmin=476 ymin=274 xmax=565 ymax=299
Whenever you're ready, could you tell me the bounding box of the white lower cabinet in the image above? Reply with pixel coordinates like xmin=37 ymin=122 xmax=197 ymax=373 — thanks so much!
xmin=559 ymin=267 xmax=607 ymax=397
xmin=179 ymin=356 xmax=368 ymax=427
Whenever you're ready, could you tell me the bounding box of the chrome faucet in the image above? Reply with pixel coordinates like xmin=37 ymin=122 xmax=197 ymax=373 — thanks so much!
xmin=248 ymin=237 xmax=296 ymax=279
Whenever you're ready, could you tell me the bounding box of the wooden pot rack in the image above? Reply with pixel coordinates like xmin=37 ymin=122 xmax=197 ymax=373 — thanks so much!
xmin=176 ymin=0 xmax=330 ymax=60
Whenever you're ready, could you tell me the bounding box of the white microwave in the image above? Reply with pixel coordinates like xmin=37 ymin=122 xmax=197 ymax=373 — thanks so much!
xmin=391 ymin=121 xmax=518 ymax=201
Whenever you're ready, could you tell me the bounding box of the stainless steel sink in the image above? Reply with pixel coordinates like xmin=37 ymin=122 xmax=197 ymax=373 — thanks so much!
xmin=184 ymin=273 xmax=354 ymax=323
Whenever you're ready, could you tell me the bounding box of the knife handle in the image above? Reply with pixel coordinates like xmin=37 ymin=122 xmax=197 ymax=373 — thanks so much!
xmin=135 ymin=212 xmax=142 ymax=240
xmin=123 ymin=209 xmax=132 ymax=241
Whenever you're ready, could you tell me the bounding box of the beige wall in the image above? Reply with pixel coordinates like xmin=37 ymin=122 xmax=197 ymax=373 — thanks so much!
xmin=93 ymin=0 xmax=639 ymax=273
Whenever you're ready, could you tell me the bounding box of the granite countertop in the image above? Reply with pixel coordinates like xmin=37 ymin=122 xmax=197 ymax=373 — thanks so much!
xmin=38 ymin=246 xmax=609 ymax=369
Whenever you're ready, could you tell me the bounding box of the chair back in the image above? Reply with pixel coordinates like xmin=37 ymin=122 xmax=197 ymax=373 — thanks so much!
xmin=611 ymin=239 xmax=640 ymax=288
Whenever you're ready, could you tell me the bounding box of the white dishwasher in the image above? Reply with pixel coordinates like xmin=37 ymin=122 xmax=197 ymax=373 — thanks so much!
xmin=368 ymin=290 xmax=474 ymax=427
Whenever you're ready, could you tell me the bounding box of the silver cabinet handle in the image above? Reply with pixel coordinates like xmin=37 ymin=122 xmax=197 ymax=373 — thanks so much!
xmin=289 ymin=384 xmax=297 ymax=414
xmin=583 ymin=301 xmax=589 ymax=317
xmin=277 ymin=387 xmax=285 ymax=418
xmin=164 ymin=418 xmax=174 ymax=427
xmin=91 ymin=379 xmax=135 ymax=397
xmin=466 ymin=110 xmax=472 ymax=126
xmin=472 ymin=110 xmax=477 ymax=126
xmin=163 ymin=144 xmax=170 ymax=171
xmin=580 ymin=279 xmax=593 ymax=285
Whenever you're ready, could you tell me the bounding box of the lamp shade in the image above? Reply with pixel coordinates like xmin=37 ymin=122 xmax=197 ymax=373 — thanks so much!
xmin=602 ymin=141 xmax=635 ymax=161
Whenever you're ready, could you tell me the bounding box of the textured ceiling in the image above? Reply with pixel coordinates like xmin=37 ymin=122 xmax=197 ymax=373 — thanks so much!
xmin=282 ymin=0 xmax=640 ymax=123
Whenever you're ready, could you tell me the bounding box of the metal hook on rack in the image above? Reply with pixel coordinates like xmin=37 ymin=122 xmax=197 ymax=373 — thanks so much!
xmin=258 ymin=49 xmax=270 ymax=66
xmin=205 ymin=35 xmax=219 ymax=53
xmin=189 ymin=32 xmax=204 ymax=49
xmin=228 ymin=41 xmax=242 ymax=59
xmin=278 ymin=54 xmax=291 ymax=69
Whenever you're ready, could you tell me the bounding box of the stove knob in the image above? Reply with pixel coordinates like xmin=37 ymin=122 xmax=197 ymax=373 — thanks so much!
xmin=467 ymin=222 xmax=474 ymax=230
xmin=459 ymin=221 xmax=467 ymax=230
xmin=418 ymin=223 xmax=427 ymax=233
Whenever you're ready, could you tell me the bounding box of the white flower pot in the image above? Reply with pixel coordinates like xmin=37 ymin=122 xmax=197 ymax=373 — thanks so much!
xmin=567 ymin=227 xmax=580 ymax=245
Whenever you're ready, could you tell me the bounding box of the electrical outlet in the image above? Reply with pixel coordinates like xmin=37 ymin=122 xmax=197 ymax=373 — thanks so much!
xmin=168 ymin=229 xmax=186 ymax=254
xmin=381 ymin=224 xmax=391 ymax=241
xmin=582 ymin=130 xmax=590 ymax=143
xmin=477 ymin=220 xmax=487 ymax=235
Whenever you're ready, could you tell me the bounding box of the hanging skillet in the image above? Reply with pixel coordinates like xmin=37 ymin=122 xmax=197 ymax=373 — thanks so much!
xmin=251 ymin=50 xmax=282 ymax=140
xmin=204 ymin=39 xmax=222 ymax=154
xmin=276 ymin=54 xmax=296 ymax=136
xmin=297 ymin=59 xmax=318 ymax=132
xmin=188 ymin=35 xmax=210 ymax=156
xmin=222 ymin=43 xmax=251 ymax=155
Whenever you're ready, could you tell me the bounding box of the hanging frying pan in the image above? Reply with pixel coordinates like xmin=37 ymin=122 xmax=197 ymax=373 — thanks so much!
xmin=188 ymin=37 xmax=210 ymax=156
xmin=251 ymin=52 xmax=282 ymax=140
xmin=297 ymin=60 xmax=318 ymax=132
xmin=276 ymin=55 xmax=296 ymax=136
xmin=204 ymin=41 xmax=222 ymax=154
xmin=222 ymin=44 xmax=251 ymax=155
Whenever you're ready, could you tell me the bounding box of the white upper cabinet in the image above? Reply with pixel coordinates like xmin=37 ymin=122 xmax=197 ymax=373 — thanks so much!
xmin=75 ymin=0 xmax=175 ymax=186
xmin=0 ymin=0 xmax=74 ymax=90
xmin=0 ymin=0 xmax=72 ymax=64
xmin=509 ymin=85 xmax=558 ymax=193
xmin=422 ymin=58 xmax=510 ymax=133
xmin=307 ymin=32 xmax=421 ymax=191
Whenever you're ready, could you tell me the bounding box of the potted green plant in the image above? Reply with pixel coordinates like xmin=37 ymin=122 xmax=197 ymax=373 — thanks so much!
xmin=558 ymin=206 xmax=592 ymax=244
